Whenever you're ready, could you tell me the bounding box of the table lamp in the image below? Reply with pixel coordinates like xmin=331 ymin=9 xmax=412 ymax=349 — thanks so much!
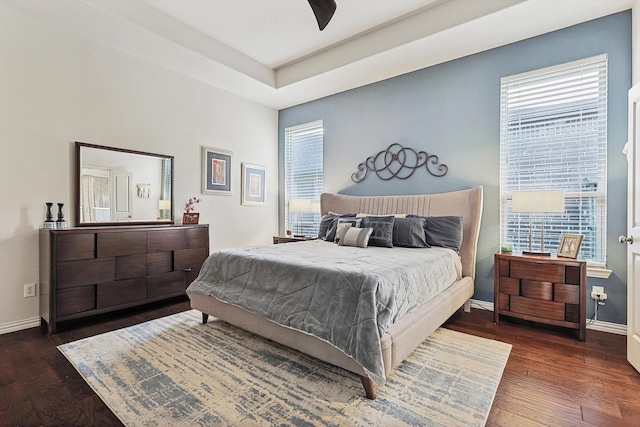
xmin=288 ymin=198 xmax=314 ymax=236
xmin=512 ymin=190 xmax=565 ymax=256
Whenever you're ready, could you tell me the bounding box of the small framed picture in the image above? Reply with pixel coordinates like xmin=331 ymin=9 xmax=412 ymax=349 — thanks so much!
xmin=182 ymin=212 xmax=200 ymax=225
xmin=557 ymin=234 xmax=583 ymax=258
xmin=202 ymin=146 xmax=232 ymax=195
xmin=241 ymin=163 xmax=266 ymax=206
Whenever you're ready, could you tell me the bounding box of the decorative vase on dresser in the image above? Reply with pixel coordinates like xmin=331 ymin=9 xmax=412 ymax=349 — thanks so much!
xmin=39 ymin=224 xmax=209 ymax=334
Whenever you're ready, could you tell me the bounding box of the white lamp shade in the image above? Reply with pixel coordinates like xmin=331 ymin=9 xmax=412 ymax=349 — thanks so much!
xmin=288 ymin=198 xmax=313 ymax=213
xmin=512 ymin=190 xmax=565 ymax=213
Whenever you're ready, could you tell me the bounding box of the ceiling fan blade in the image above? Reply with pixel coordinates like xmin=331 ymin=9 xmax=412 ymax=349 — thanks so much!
xmin=308 ymin=0 xmax=337 ymax=31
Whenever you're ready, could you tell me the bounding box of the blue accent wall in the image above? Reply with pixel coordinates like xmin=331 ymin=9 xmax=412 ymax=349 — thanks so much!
xmin=279 ymin=11 xmax=632 ymax=324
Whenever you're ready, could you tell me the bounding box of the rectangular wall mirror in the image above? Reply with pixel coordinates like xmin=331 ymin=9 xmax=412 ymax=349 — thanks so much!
xmin=75 ymin=142 xmax=174 ymax=226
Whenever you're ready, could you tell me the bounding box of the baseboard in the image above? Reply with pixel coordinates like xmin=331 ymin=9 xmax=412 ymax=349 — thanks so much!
xmin=0 ymin=316 xmax=41 ymax=335
xmin=470 ymin=299 xmax=495 ymax=312
xmin=586 ymin=319 xmax=627 ymax=335
xmin=468 ymin=299 xmax=627 ymax=336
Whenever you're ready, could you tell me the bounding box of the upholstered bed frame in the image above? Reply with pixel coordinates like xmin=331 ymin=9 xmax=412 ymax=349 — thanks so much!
xmin=189 ymin=186 xmax=483 ymax=399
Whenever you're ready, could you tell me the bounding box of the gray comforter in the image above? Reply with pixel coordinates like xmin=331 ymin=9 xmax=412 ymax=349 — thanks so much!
xmin=186 ymin=240 xmax=462 ymax=384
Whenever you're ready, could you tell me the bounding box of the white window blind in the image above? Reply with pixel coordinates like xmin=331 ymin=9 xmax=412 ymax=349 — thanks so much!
xmin=161 ymin=159 xmax=172 ymax=220
xmin=499 ymin=54 xmax=607 ymax=264
xmin=284 ymin=120 xmax=323 ymax=236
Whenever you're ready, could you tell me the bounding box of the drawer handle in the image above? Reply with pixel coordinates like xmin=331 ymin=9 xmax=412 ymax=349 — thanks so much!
xmin=183 ymin=268 xmax=192 ymax=272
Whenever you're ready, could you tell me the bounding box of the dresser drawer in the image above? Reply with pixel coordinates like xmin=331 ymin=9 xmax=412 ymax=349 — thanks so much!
xmin=56 ymin=233 xmax=95 ymax=261
xmin=175 ymin=247 xmax=209 ymax=271
xmin=186 ymin=227 xmax=208 ymax=248
xmin=147 ymin=252 xmax=173 ymax=276
xmin=148 ymin=229 xmax=186 ymax=253
xmin=57 ymin=286 xmax=95 ymax=316
xmin=97 ymin=231 xmax=146 ymax=257
xmin=97 ymin=278 xmax=146 ymax=308
xmin=57 ymin=258 xmax=115 ymax=288
xmin=115 ymin=254 xmax=147 ymax=280
xmin=147 ymin=271 xmax=186 ymax=298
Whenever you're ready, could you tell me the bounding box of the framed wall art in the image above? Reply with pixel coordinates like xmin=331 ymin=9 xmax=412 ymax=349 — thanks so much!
xmin=202 ymin=146 xmax=232 ymax=195
xmin=557 ymin=234 xmax=583 ymax=259
xmin=241 ymin=163 xmax=266 ymax=206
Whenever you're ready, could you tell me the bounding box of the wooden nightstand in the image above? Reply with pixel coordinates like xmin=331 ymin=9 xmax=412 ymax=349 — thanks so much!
xmin=494 ymin=252 xmax=587 ymax=341
xmin=272 ymin=236 xmax=315 ymax=244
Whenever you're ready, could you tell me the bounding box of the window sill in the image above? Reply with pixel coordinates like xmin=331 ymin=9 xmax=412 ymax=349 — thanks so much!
xmin=587 ymin=265 xmax=612 ymax=279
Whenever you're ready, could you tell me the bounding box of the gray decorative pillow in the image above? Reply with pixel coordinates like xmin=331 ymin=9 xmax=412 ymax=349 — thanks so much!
xmin=339 ymin=227 xmax=373 ymax=248
xmin=408 ymin=215 xmax=463 ymax=252
xmin=334 ymin=218 xmax=362 ymax=244
xmin=392 ymin=217 xmax=428 ymax=248
xmin=318 ymin=212 xmax=356 ymax=239
xmin=321 ymin=213 xmax=357 ymax=241
xmin=360 ymin=216 xmax=395 ymax=248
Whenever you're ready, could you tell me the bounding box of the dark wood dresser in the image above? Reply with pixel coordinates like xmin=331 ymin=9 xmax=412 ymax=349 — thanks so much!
xmin=39 ymin=224 xmax=209 ymax=334
xmin=494 ymin=252 xmax=587 ymax=341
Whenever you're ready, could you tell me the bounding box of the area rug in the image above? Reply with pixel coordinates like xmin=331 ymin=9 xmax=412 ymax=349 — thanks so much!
xmin=58 ymin=310 xmax=511 ymax=427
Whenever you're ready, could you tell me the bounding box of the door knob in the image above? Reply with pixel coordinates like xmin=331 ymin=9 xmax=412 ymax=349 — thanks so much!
xmin=619 ymin=235 xmax=634 ymax=244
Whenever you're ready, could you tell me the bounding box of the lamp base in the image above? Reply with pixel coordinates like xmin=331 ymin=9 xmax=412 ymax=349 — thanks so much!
xmin=522 ymin=251 xmax=551 ymax=257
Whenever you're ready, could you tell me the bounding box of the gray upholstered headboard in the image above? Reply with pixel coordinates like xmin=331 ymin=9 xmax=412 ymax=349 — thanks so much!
xmin=320 ymin=187 xmax=483 ymax=279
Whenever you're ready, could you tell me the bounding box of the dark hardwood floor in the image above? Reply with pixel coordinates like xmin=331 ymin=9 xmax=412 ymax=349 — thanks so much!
xmin=1 ymin=299 xmax=638 ymax=426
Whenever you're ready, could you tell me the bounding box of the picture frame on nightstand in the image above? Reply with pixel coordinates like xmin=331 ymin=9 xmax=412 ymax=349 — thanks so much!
xmin=557 ymin=234 xmax=582 ymax=258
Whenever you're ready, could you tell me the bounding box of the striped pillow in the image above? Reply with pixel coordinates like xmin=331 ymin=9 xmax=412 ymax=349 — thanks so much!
xmin=339 ymin=227 xmax=373 ymax=248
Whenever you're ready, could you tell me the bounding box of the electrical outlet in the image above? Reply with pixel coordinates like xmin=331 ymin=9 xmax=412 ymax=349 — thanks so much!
xmin=591 ymin=285 xmax=606 ymax=301
xmin=24 ymin=283 xmax=36 ymax=298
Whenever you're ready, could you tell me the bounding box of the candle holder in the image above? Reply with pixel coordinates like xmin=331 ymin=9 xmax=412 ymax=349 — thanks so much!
xmin=56 ymin=203 xmax=67 ymax=229
xmin=43 ymin=202 xmax=56 ymax=229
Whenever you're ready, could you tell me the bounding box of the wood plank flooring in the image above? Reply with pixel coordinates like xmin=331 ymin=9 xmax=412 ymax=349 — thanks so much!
xmin=0 ymin=299 xmax=638 ymax=426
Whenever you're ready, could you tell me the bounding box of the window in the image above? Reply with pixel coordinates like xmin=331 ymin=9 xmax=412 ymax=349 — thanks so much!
xmin=284 ymin=120 xmax=323 ymax=236
xmin=500 ymin=54 xmax=607 ymax=264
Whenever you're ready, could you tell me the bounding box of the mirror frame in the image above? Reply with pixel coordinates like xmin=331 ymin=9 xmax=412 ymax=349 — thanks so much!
xmin=75 ymin=141 xmax=174 ymax=227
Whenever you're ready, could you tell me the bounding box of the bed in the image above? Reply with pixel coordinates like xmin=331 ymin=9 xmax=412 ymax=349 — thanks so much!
xmin=187 ymin=187 xmax=483 ymax=399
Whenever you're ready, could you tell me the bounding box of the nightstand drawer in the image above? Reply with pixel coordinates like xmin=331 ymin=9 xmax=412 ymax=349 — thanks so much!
xmin=511 ymin=261 xmax=565 ymax=283
xmin=510 ymin=295 xmax=565 ymax=321
xmin=499 ymin=277 xmax=519 ymax=294
xmin=555 ymin=283 xmax=580 ymax=304
xmin=521 ymin=280 xmax=553 ymax=301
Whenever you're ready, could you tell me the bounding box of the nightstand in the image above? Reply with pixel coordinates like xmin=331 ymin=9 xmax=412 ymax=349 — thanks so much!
xmin=272 ymin=236 xmax=315 ymax=244
xmin=494 ymin=252 xmax=587 ymax=341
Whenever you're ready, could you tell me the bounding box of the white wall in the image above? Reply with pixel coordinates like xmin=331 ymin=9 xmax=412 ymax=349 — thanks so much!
xmin=0 ymin=6 xmax=279 ymax=333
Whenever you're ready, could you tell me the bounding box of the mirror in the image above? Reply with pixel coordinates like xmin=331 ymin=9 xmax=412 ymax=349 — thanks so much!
xmin=75 ymin=142 xmax=174 ymax=226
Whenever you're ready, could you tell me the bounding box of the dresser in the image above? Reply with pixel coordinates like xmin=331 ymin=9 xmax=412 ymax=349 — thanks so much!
xmin=39 ymin=224 xmax=209 ymax=334
xmin=494 ymin=252 xmax=587 ymax=341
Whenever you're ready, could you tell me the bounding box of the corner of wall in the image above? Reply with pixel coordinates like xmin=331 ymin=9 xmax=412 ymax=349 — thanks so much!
xmin=634 ymin=0 xmax=640 ymax=84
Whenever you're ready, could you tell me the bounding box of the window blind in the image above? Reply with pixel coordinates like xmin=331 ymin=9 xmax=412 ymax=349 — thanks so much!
xmin=284 ymin=120 xmax=324 ymax=236
xmin=499 ymin=54 xmax=607 ymax=264
xmin=161 ymin=159 xmax=172 ymax=220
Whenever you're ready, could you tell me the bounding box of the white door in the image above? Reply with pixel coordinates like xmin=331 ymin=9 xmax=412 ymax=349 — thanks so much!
xmin=110 ymin=171 xmax=133 ymax=221
xmin=625 ymin=83 xmax=640 ymax=373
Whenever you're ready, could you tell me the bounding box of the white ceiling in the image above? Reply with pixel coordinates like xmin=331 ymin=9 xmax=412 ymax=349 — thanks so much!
xmin=1 ymin=0 xmax=634 ymax=109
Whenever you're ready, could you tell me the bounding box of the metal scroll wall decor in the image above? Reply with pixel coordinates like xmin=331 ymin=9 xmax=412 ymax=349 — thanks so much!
xmin=351 ymin=143 xmax=448 ymax=183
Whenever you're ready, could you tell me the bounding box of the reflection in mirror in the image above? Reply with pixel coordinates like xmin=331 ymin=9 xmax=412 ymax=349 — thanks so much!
xmin=76 ymin=142 xmax=174 ymax=226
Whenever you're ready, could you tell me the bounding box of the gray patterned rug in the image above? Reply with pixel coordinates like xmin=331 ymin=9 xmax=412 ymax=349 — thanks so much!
xmin=58 ymin=310 xmax=511 ymax=426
